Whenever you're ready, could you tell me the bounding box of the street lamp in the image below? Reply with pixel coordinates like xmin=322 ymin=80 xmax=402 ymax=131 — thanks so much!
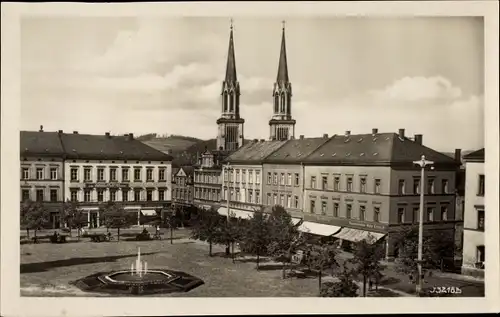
xmin=223 ymin=162 xmax=235 ymax=222
xmin=413 ymin=154 xmax=434 ymax=295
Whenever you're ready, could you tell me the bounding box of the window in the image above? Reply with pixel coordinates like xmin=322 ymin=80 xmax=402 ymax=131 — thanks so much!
xmin=374 ymin=179 xmax=381 ymax=194
xmin=346 ymin=177 xmax=353 ymax=192
xmin=97 ymin=168 xmax=105 ymax=181
xmin=294 ymin=173 xmax=300 ymax=186
xmin=359 ymin=205 xmax=366 ymax=221
xmin=236 ymin=170 xmax=240 ymax=183
xmin=413 ymin=206 xmax=420 ymax=223
xmin=360 ymin=177 xmax=366 ymax=193
xmin=441 ymin=206 xmax=448 ymax=221
xmin=267 ymin=193 xmax=272 ymax=205
xmin=50 ymin=168 xmax=58 ymax=180
xmin=109 ymin=168 xmax=117 ymax=181
xmin=346 ymin=204 xmax=352 ymax=218
xmin=287 ymin=173 xmax=292 ymax=186
xmin=426 ymin=207 xmax=434 ymax=222
xmin=321 ymin=201 xmax=327 ymax=215
xmin=242 ymin=170 xmax=246 ymax=183
xmin=36 ymin=189 xmax=44 ymax=201
xmin=70 ymin=190 xmax=78 ymax=202
xmin=122 ymin=168 xmax=129 ymax=181
xmin=122 ymin=189 xmax=129 ymax=201
xmin=36 ymin=168 xmax=44 ymax=180
xmin=248 ymin=170 xmax=253 ymax=183
xmin=146 ymin=189 xmax=153 ymax=201
xmin=267 ymin=172 xmax=272 ymax=185
xmin=280 ymin=173 xmax=285 ymax=185
xmin=134 ymin=190 xmax=141 ymax=201
xmin=413 ymin=178 xmax=421 ymax=194
xmin=427 ymin=178 xmax=435 ymax=194
xmin=477 ymin=209 xmax=485 ymax=230
xmin=146 ymin=169 xmax=153 ymax=181
xmin=159 ymin=169 xmax=165 ymax=181
xmin=478 ymin=175 xmax=485 ymax=196
xmin=287 ymin=195 xmax=292 ymax=208
xmin=255 ymin=190 xmax=260 ymax=204
xmin=22 ymin=189 xmax=30 ymax=201
xmin=333 ymin=203 xmax=339 ymax=217
xmin=84 ymin=168 xmax=91 ymax=181
xmin=236 ymin=189 xmax=241 ymax=201
xmin=50 ymin=189 xmax=58 ymax=202
xmin=134 ymin=168 xmax=141 ymax=181
xmin=280 ymin=195 xmax=285 ymax=207
xmin=476 ymin=245 xmax=485 ymax=263
xmin=110 ymin=190 xmax=116 ymax=202
xmin=374 ymin=206 xmax=380 ymax=222
xmin=84 ymin=190 xmax=91 ymax=202
xmin=311 ymin=176 xmax=316 ymax=189
xmin=248 ymin=190 xmax=253 ymax=203
xmin=397 ymin=207 xmax=405 ymax=223
xmin=256 ymin=171 xmax=260 ymax=184
xmin=333 ymin=176 xmax=340 ymax=191
xmin=22 ymin=167 xmax=29 ymax=179
xmin=97 ymin=189 xmax=104 ymax=202
xmin=294 ymin=196 xmax=299 ymax=208
xmin=442 ymin=179 xmax=449 ymax=194
xmin=310 ymin=200 xmax=315 ymax=213
xmin=71 ymin=168 xmax=78 ymax=181
xmin=322 ymin=176 xmax=328 ymax=190
xmin=158 ymin=189 xmax=165 ymax=201
xmin=273 ymin=173 xmax=278 ymax=185
xmin=398 ymin=180 xmax=405 ymax=195
xmin=273 ymin=194 xmax=278 ymax=205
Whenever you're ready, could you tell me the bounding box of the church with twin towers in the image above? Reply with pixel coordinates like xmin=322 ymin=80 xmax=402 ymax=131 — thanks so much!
xmin=216 ymin=21 xmax=296 ymax=152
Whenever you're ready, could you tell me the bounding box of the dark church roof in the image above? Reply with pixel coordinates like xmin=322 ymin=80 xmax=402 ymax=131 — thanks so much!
xmin=224 ymin=24 xmax=237 ymax=83
xmin=276 ymin=24 xmax=289 ymax=83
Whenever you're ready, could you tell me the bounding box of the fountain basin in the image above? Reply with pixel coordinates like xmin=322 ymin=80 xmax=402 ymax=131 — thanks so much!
xmin=101 ymin=270 xmax=178 ymax=285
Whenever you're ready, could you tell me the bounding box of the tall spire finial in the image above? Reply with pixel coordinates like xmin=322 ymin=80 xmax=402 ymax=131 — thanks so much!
xmin=276 ymin=22 xmax=289 ymax=83
xmin=230 ymin=18 xmax=233 ymax=30
xmin=224 ymin=18 xmax=237 ymax=82
xmin=282 ymin=20 xmax=286 ymax=30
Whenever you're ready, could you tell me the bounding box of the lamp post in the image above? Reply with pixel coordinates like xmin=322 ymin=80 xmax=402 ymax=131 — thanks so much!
xmin=223 ymin=162 xmax=234 ymax=256
xmin=413 ymin=155 xmax=434 ymax=295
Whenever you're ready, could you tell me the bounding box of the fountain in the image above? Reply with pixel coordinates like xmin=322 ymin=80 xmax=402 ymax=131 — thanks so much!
xmin=71 ymin=247 xmax=204 ymax=296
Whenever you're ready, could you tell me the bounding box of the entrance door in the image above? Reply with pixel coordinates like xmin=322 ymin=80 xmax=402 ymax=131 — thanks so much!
xmin=89 ymin=212 xmax=98 ymax=228
xmin=50 ymin=212 xmax=60 ymax=229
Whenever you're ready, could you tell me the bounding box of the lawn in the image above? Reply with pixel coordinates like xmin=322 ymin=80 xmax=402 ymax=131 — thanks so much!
xmin=21 ymin=228 xmax=331 ymax=297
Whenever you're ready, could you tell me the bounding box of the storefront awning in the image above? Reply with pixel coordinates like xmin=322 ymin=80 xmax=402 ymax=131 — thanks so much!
xmin=298 ymin=221 xmax=341 ymax=236
xmin=141 ymin=210 xmax=157 ymax=216
xmin=291 ymin=218 xmax=302 ymax=226
xmin=217 ymin=207 xmax=254 ymax=220
xmin=333 ymin=227 xmax=386 ymax=244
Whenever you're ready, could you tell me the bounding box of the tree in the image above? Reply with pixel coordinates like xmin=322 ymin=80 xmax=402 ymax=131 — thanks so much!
xmin=20 ymin=200 xmax=50 ymax=238
xmin=241 ymin=208 xmax=271 ymax=269
xmin=217 ymin=215 xmax=243 ymax=263
xmin=349 ymin=236 xmax=385 ymax=297
xmin=320 ymin=263 xmax=359 ymax=297
xmin=99 ymin=202 xmax=134 ymax=241
xmin=163 ymin=207 xmax=179 ymax=245
xmin=267 ymin=205 xmax=306 ymax=279
xmin=190 ymin=207 xmax=223 ymax=256
xmin=60 ymin=200 xmax=87 ymax=239
xmin=306 ymin=242 xmax=339 ymax=292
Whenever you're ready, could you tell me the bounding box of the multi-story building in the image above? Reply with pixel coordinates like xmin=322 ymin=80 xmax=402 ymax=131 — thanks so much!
xmin=302 ymin=129 xmax=459 ymax=258
xmin=61 ymin=131 xmax=173 ymax=228
xmin=221 ymin=139 xmax=285 ymax=217
xmin=193 ymin=150 xmax=226 ymax=210
xmin=461 ymin=148 xmax=485 ymax=277
xmin=261 ymin=135 xmax=331 ymax=230
xmin=20 ymin=127 xmax=65 ymax=228
xmin=172 ymin=166 xmax=194 ymax=208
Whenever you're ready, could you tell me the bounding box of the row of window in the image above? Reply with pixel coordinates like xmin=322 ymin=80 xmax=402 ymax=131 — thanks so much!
xmin=267 ymin=172 xmax=300 ymax=187
xmin=397 ymin=178 xmax=450 ymax=195
xmin=21 ymin=167 xmax=59 ymax=180
xmin=173 ymin=176 xmax=191 ymax=186
xmin=224 ymin=188 xmax=262 ymax=205
xmin=194 ymin=188 xmax=222 ymax=202
xmin=266 ymin=193 xmax=300 ymax=209
xmin=69 ymin=188 xmax=167 ymax=202
xmin=223 ymin=169 xmax=261 ymax=184
xmin=195 ymin=173 xmax=221 ymax=184
xmin=173 ymin=188 xmax=192 ymax=201
xmin=70 ymin=166 xmax=166 ymax=183
xmin=21 ymin=189 xmax=59 ymax=202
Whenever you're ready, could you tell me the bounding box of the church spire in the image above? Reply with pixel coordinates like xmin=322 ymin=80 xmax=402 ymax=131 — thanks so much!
xmin=276 ymin=21 xmax=289 ymax=83
xmin=225 ymin=19 xmax=237 ymax=83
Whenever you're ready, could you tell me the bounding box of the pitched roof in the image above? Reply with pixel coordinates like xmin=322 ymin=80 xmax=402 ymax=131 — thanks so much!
xmin=172 ymin=167 xmax=180 ymax=176
xmin=225 ymin=140 xmax=287 ymax=164
xmin=225 ymin=25 xmax=237 ymax=83
xmin=276 ymin=26 xmax=289 ymax=83
xmin=180 ymin=165 xmax=195 ymax=176
xmin=20 ymin=131 xmax=65 ymax=156
xmin=304 ymin=133 xmax=458 ymax=166
xmin=59 ymin=133 xmax=173 ymax=161
xmin=263 ymin=137 xmax=330 ymax=163
xmin=463 ymin=148 xmax=485 ymax=162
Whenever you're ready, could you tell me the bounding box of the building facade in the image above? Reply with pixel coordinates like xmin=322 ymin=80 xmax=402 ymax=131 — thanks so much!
xmin=461 ymin=148 xmax=485 ymax=277
xmin=61 ymin=132 xmax=173 ymax=228
xmin=172 ymin=166 xmax=194 ymax=207
xmin=269 ymin=24 xmax=296 ymax=141
xmin=20 ymin=128 xmax=65 ymax=228
xmin=301 ymin=129 xmax=459 ymax=258
xmin=193 ymin=150 xmax=225 ymax=210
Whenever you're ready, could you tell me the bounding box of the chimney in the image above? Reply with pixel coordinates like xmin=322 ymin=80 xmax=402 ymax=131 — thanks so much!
xmin=58 ymin=130 xmax=63 ymax=134
xmin=454 ymin=149 xmax=462 ymax=163
xmin=73 ymin=131 xmax=78 ymax=134
xmin=260 ymin=139 xmax=265 ymax=142
xmin=299 ymin=135 xmax=304 ymax=140
xmin=344 ymin=131 xmax=350 ymax=137
xmin=372 ymin=128 xmax=378 ymax=135
xmin=323 ymin=134 xmax=329 ymax=139
xmin=398 ymin=129 xmax=405 ymax=139
xmin=128 ymin=133 xmax=134 ymax=140
xmin=39 ymin=125 xmax=44 ymax=132
xmin=105 ymin=132 xmax=110 ymax=137
xmin=414 ymin=134 xmax=423 ymax=145
xmin=253 ymin=139 xmax=258 ymax=142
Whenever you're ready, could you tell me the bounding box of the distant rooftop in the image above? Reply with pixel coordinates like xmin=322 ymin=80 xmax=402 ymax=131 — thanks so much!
xmin=463 ymin=148 xmax=485 ymax=162
xmin=225 ymin=140 xmax=288 ymax=164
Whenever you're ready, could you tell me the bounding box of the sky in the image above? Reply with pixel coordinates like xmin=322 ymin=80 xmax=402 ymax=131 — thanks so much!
xmin=20 ymin=17 xmax=484 ymax=152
